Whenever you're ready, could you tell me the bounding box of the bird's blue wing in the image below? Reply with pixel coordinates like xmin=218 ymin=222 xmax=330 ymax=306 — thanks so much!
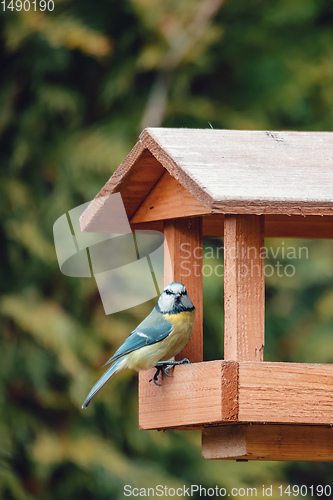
xmin=103 ymin=307 xmax=172 ymax=366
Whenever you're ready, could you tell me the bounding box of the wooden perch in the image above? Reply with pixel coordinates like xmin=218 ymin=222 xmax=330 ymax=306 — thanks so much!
xmin=139 ymin=360 xmax=333 ymax=430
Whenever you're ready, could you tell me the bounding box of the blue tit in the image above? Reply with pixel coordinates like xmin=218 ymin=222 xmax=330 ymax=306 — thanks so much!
xmin=82 ymin=282 xmax=195 ymax=409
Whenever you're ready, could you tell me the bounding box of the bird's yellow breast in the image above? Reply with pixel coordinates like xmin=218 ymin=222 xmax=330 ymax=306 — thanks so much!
xmin=124 ymin=310 xmax=195 ymax=371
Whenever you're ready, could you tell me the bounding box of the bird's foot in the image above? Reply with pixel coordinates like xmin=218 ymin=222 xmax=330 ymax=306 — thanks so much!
xmin=150 ymin=365 xmax=163 ymax=386
xmin=152 ymin=358 xmax=192 ymax=384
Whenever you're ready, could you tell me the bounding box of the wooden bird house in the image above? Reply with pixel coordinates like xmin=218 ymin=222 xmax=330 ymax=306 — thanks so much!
xmin=81 ymin=128 xmax=333 ymax=461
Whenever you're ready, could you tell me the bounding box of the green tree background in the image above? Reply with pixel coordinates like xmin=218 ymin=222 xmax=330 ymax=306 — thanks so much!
xmin=1 ymin=0 xmax=333 ymax=498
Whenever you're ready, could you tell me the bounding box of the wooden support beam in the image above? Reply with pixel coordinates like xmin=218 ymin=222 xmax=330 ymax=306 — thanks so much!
xmin=163 ymin=217 xmax=203 ymax=362
xmin=238 ymin=361 xmax=333 ymax=424
xmin=138 ymin=217 xmax=203 ymax=428
xmin=131 ymin=214 xmax=333 ymax=239
xmin=131 ymin=172 xmax=210 ymax=224
xmin=265 ymin=214 xmax=333 ymax=239
xmin=203 ymin=214 xmax=333 ymax=239
xmin=139 ymin=360 xmax=333 ymax=430
xmin=202 ymin=424 xmax=333 ymax=461
xmin=224 ymin=215 xmax=265 ymax=362
xmin=139 ymin=360 xmax=238 ymax=430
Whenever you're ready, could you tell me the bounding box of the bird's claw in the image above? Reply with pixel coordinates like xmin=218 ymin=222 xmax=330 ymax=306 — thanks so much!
xmin=151 ymin=358 xmax=192 ymax=385
xmin=151 ymin=365 xmax=163 ymax=386
xmin=164 ymin=365 xmax=173 ymax=377
xmin=179 ymin=358 xmax=191 ymax=365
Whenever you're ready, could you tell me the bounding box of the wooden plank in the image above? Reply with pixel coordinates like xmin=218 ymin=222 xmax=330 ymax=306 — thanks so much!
xmin=163 ymin=217 xmax=203 ymax=363
xmin=81 ymin=129 xmax=333 ymax=232
xmin=140 ymin=129 xmax=212 ymax=211
xmin=139 ymin=360 xmax=238 ymax=430
xmin=131 ymin=171 xmax=211 ymax=223
xmin=265 ymin=214 xmax=333 ymax=239
xmin=203 ymin=214 xmax=333 ymax=239
xmin=202 ymin=215 xmax=224 ymax=236
xmin=130 ymin=214 xmax=333 ymax=239
xmin=80 ymin=145 xmax=165 ymax=231
xmin=141 ymin=128 xmax=333 ymax=216
xmin=224 ymin=215 xmax=265 ymax=361
xmin=204 ymin=358 xmax=333 ymax=461
xmin=139 ymin=359 xmax=333 ymax=430
xmin=202 ymin=424 xmax=333 ymax=461
xmin=138 ymin=217 xmax=204 ymax=429
xmin=238 ymin=362 xmax=333 ymax=424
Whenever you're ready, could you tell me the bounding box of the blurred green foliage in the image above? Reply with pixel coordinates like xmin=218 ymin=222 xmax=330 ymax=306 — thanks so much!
xmin=1 ymin=0 xmax=333 ymax=498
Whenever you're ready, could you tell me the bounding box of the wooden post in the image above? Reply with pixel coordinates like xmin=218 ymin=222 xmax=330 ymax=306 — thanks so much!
xmin=163 ymin=217 xmax=203 ymax=362
xmin=139 ymin=217 xmax=203 ymax=429
xmin=224 ymin=214 xmax=265 ymax=361
xmin=203 ymin=214 xmax=265 ymax=459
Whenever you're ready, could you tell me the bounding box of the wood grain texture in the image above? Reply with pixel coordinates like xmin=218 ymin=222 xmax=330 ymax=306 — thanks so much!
xmin=164 ymin=218 xmax=203 ymax=363
xmin=80 ymin=144 xmax=165 ymax=231
xmin=94 ymin=213 xmax=333 ymax=240
xmin=238 ymin=362 xmax=333 ymax=424
xmin=202 ymin=214 xmax=333 ymax=239
xmin=202 ymin=424 xmax=333 ymax=461
xmin=138 ymin=360 xmax=238 ymax=430
xmin=81 ymin=128 xmax=333 ymax=233
xmin=139 ymin=360 xmax=333 ymax=430
xmin=224 ymin=215 xmax=265 ymax=361
xmin=131 ymin=171 xmax=211 ymax=223
xmin=265 ymin=215 xmax=333 ymax=239
xmin=138 ymin=218 xmax=203 ymax=428
xmin=141 ymin=128 xmax=333 ymax=216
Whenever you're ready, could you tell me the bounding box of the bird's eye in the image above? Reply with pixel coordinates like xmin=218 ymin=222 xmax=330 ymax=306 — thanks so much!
xmin=165 ymin=289 xmax=172 ymax=295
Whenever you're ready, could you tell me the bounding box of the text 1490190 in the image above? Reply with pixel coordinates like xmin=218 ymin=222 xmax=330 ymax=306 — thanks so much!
xmin=1 ymin=0 xmax=54 ymax=11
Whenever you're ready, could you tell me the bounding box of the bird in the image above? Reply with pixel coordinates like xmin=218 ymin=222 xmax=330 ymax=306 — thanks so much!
xmin=82 ymin=282 xmax=195 ymax=409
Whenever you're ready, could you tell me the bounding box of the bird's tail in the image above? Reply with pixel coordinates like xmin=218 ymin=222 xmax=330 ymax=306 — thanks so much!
xmin=82 ymin=358 xmax=124 ymax=409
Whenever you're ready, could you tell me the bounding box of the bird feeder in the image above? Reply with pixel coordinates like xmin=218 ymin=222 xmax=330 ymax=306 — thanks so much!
xmin=81 ymin=128 xmax=333 ymax=461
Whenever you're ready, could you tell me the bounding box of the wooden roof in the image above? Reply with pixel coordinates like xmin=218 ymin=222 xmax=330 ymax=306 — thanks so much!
xmin=80 ymin=128 xmax=333 ymax=233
